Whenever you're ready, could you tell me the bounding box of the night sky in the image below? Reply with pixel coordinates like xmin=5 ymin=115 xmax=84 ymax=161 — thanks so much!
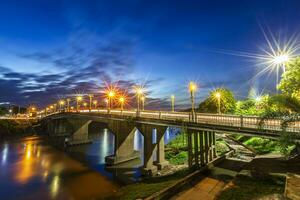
xmin=1 ymin=0 xmax=300 ymax=109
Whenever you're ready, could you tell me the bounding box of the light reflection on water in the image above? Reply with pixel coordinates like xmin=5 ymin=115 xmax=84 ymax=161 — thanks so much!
xmin=0 ymin=127 xmax=178 ymax=200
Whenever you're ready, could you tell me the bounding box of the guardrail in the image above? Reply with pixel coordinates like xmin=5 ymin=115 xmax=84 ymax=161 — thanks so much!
xmin=41 ymin=109 xmax=300 ymax=133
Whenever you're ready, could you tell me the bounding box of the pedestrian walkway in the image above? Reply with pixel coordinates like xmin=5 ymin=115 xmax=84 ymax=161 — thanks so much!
xmin=285 ymin=173 xmax=300 ymax=200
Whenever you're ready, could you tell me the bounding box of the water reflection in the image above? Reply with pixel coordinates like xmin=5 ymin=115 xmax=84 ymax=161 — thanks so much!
xmin=0 ymin=137 xmax=117 ymax=200
xmin=0 ymin=127 xmax=179 ymax=199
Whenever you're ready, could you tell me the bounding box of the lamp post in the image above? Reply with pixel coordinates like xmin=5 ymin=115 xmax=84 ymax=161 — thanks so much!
xmin=76 ymin=96 xmax=82 ymax=112
xmin=134 ymin=86 xmax=144 ymax=117
xmin=119 ymin=97 xmax=125 ymax=113
xmin=83 ymin=102 xmax=88 ymax=109
xmin=107 ymin=90 xmax=115 ymax=113
xmin=66 ymin=98 xmax=70 ymax=112
xmin=105 ymin=99 xmax=109 ymax=110
xmin=59 ymin=100 xmax=65 ymax=112
xmin=171 ymin=95 xmax=175 ymax=112
xmin=141 ymin=96 xmax=145 ymax=111
xmin=93 ymin=100 xmax=98 ymax=109
xmin=88 ymin=94 xmax=94 ymax=112
xmin=215 ymin=92 xmax=221 ymax=114
xmin=189 ymin=82 xmax=197 ymax=122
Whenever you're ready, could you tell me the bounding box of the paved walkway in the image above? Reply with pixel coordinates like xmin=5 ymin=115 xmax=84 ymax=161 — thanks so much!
xmin=285 ymin=173 xmax=300 ymax=200
xmin=171 ymin=177 xmax=226 ymax=200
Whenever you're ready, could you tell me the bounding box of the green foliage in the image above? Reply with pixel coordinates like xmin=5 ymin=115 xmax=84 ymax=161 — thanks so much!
xmin=165 ymin=151 xmax=188 ymax=165
xmin=268 ymin=94 xmax=300 ymax=113
xmin=278 ymin=57 xmax=300 ymax=99
xmin=215 ymin=140 xmax=230 ymax=156
xmin=198 ymin=88 xmax=236 ymax=114
xmin=235 ymin=97 xmax=268 ymax=115
xmin=0 ymin=106 xmax=8 ymax=115
xmin=243 ymin=137 xmax=281 ymax=154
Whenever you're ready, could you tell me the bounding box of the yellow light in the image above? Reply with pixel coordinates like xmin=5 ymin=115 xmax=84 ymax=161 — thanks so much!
xmin=108 ymin=91 xmax=115 ymax=98
xmin=171 ymin=95 xmax=175 ymax=99
xmin=273 ymin=54 xmax=289 ymax=65
xmin=31 ymin=107 xmax=36 ymax=111
xmin=215 ymin=92 xmax=221 ymax=98
xmin=119 ymin=97 xmax=125 ymax=103
xmin=255 ymin=96 xmax=261 ymax=102
xmin=93 ymin=100 xmax=98 ymax=105
xmin=70 ymin=106 xmax=74 ymax=110
xmin=83 ymin=102 xmax=87 ymax=107
xmin=59 ymin=100 xmax=65 ymax=105
xmin=76 ymin=96 xmax=82 ymax=101
xmin=50 ymin=105 xmax=54 ymax=109
xmin=189 ymin=82 xmax=197 ymax=92
xmin=104 ymin=98 xmax=109 ymax=103
xmin=134 ymin=86 xmax=144 ymax=95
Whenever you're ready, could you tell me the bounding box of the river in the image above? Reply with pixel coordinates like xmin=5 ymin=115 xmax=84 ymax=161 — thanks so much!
xmin=0 ymin=128 xmax=177 ymax=200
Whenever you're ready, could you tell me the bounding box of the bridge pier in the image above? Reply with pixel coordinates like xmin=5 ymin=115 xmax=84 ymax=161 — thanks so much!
xmin=138 ymin=125 xmax=168 ymax=175
xmin=105 ymin=121 xmax=140 ymax=165
xmin=187 ymin=129 xmax=217 ymax=168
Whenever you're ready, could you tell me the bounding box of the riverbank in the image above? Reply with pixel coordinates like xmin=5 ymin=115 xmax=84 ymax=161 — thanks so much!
xmin=0 ymin=119 xmax=35 ymax=141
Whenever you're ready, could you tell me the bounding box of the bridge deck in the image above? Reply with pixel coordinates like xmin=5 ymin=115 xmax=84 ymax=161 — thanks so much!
xmin=43 ymin=109 xmax=300 ymax=138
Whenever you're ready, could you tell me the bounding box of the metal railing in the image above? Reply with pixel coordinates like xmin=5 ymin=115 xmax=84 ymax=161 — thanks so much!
xmin=42 ymin=109 xmax=300 ymax=133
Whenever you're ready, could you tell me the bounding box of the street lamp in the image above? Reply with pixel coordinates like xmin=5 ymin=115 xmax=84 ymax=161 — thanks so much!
xmin=140 ymin=96 xmax=145 ymax=111
xmin=107 ymin=90 xmax=115 ymax=113
xmin=66 ymin=98 xmax=70 ymax=112
xmin=83 ymin=102 xmax=88 ymax=109
xmin=59 ymin=100 xmax=65 ymax=112
xmin=215 ymin=92 xmax=221 ymax=114
xmin=93 ymin=100 xmax=98 ymax=109
xmin=76 ymin=96 xmax=82 ymax=112
xmin=189 ymin=81 xmax=197 ymax=122
xmin=88 ymin=94 xmax=94 ymax=112
xmin=104 ymin=98 xmax=109 ymax=110
xmin=134 ymin=86 xmax=144 ymax=116
xmin=171 ymin=95 xmax=175 ymax=112
xmin=119 ymin=97 xmax=125 ymax=112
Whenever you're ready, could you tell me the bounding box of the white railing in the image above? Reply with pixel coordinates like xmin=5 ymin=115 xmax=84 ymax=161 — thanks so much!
xmin=42 ymin=109 xmax=300 ymax=133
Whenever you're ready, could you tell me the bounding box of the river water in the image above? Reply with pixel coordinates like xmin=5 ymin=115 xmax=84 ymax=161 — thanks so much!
xmin=0 ymin=128 xmax=177 ymax=200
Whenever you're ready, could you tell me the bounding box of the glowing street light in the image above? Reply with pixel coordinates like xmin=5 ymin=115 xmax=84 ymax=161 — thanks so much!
xmin=134 ymin=86 xmax=144 ymax=116
xmin=83 ymin=102 xmax=88 ymax=109
xmin=92 ymin=100 xmax=98 ymax=109
xmin=171 ymin=95 xmax=175 ymax=112
xmin=273 ymin=54 xmax=289 ymax=66
xmin=76 ymin=96 xmax=83 ymax=112
xmin=215 ymin=92 xmax=221 ymax=114
xmin=106 ymin=90 xmax=115 ymax=113
xmin=66 ymin=98 xmax=70 ymax=112
xmin=59 ymin=100 xmax=65 ymax=111
xmin=88 ymin=94 xmax=94 ymax=112
xmin=119 ymin=97 xmax=125 ymax=111
xmin=189 ymin=81 xmax=197 ymax=122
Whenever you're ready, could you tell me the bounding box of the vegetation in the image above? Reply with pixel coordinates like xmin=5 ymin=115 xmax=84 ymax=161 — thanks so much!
xmin=105 ymin=169 xmax=191 ymax=200
xmin=198 ymin=88 xmax=236 ymax=114
xmin=217 ymin=175 xmax=285 ymax=200
xmin=278 ymin=57 xmax=300 ymax=100
xmin=0 ymin=119 xmax=32 ymax=139
xmin=231 ymin=134 xmax=296 ymax=155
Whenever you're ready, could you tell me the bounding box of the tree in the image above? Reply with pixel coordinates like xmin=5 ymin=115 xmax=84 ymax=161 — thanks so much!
xmin=278 ymin=57 xmax=300 ymax=100
xmin=198 ymin=88 xmax=236 ymax=113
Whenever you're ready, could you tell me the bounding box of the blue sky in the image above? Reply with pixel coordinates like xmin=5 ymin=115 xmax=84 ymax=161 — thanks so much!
xmin=1 ymin=0 xmax=300 ymax=109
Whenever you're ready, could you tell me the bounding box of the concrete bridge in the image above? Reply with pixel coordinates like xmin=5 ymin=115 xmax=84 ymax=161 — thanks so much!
xmin=41 ymin=109 xmax=300 ymax=174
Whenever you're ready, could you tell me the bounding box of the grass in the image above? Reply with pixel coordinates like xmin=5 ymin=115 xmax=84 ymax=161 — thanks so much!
xmin=230 ymin=134 xmax=289 ymax=155
xmin=165 ymin=150 xmax=188 ymax=165
xmin=217 ymin=175 xmax=285 ymax=200
xmin=105 ymin=169 xmax=191 ymax=200
xmin=216 ymin=139 xmax=230 ymax=156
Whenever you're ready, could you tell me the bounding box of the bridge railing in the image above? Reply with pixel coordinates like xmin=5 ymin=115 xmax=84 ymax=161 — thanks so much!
xmin=43 ymin=109 xmax=300 ymax=133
